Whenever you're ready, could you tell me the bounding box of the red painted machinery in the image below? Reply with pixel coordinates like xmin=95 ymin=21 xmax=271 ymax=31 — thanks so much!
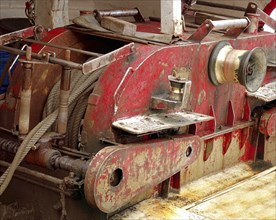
xmin=0 ymin=1 xmax=275 ymax=219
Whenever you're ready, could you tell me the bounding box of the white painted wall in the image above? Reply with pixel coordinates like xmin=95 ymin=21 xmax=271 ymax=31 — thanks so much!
xmin=0 ymin=0 xmax=160 ymax=20
xmin=0 ymin=0 xmax=26 ymax=18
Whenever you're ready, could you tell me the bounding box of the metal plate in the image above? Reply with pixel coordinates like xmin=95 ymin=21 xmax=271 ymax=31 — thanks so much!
xmin=112 ymin=111 xmax=214 ymax=134
xmin=247 ymin=82 xmax=276 ymax=102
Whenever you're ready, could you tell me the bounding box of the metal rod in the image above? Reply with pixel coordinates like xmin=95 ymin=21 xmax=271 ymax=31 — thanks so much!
xmin=21 ymin=38 xmax=102 ymax=57
xmin=201 ymin=121 xmax=254 ymax=141
xmin=212 ymin=18 xmax=249 ymax=30
xmin=19 ymin=46 xmax=32 ymax=135
xmin=95 ymin=8 xmax=139 ymax=18
xmin=189 ymin=8 xmax=239 ymax=19
xmin=0 ymin=45 xmax=83 ymax=70
xmin=0 ymin=126 xmax=17 ymax=135
xmin=196 ymin=1 xmax=246 ymax=12
xmin=0 ymin=160 xmax=63 ymax=185
xmin=0 ymin=137 xmax=90 ymax=177
xmin=57 ymin=50 xmax=71 ymax=134
xmin=9 ymin=44 xmax=28 ymax=80
xmin=196 ymin=1 xmax=276 ymax=31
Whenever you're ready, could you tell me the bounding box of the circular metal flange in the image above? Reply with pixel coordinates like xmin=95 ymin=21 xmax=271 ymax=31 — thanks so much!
xmin=208 ymin=41 xmax=231 ymax=86
xmin=208 ymin=41 xmax=267 ymax=92
xmin=238 ymin=47 xmax=267 ymax=92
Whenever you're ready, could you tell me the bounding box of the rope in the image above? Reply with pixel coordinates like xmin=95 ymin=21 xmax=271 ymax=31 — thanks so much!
xmin=0 ymin=68 xmax=103 ymax=195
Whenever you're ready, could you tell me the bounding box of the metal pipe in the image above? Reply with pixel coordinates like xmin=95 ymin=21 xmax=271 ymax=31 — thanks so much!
xmin=0 ymin=137 xmax=89 ymax=177
xmin=21 ymin=38 xmax=102 ymax=57
xmin=0 ymin=45 xmax=83 ymax=70
xmin=8 ymin=44 xmax=28 ymax=80
xmin=19 ymin=46 xmax=32 ymax=135
xmin=94 ymin=8 xmax=139 ymax=18
xmin=196 ymin=1 xmax=246 ymax=12
xmin=245 ymin=13 xmax=260 ymax=34
xmin=212 ymin=18 xmax=249 ymax=30
xmin=0 ymin=160 xmax=63 ymax=185
xmin=57 ymin=50 xmax=71 ymax=134
xmin=196 ymin=1 xmax=276 ymax=31
xmin=54 ymin=156 xmax=90 ymax=178
xmin=94 ymin=8 xmax=145 ymax=23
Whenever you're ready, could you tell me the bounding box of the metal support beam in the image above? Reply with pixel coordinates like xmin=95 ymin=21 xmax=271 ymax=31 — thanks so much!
xmin=57 ymin=50 xmax=71 ymax=134
xmin=19 ymin=46 xmax=33 ymax=135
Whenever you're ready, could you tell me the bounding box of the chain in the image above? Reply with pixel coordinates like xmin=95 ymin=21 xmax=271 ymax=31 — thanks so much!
xmin=25 ymin=0 xmax=36 ymax=25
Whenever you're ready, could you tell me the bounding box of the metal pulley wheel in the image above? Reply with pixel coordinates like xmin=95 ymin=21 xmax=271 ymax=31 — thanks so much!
xmin=208 ymin=41 xmax=267 ymax=92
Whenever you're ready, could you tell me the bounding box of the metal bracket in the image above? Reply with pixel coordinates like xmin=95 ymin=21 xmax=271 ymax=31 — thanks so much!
xmin=112 ymin=111 xmax=214 ymax=135
xmin=0 ymin=26 xmax=35 ymax=46
xmin=84 ymin=134 xmax=202 ymax=213
xmin=151 ymin=73 xmax=192 ymax=110
xmin=82 ymin=43 xmax=135 ymax=74
xmin=188 ymin=18 xmax=250 ymax=42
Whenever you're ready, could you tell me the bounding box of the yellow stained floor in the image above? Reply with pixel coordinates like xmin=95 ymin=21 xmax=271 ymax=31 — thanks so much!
xmin=112 ymin=161 xmax=276 ymax=220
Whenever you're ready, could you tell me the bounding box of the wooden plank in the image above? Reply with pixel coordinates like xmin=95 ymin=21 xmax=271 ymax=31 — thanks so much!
xmin=160 ymin=0 xmax=183 ymax=35
xmin=100 ymin=16 xmax=136 ymax=36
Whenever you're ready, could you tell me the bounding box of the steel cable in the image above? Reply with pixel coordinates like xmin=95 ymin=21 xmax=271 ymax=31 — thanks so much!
xmin=43 ymin=68 xmax=94 ymax=147
xmin=0 ymin=68 xmax=103 ymax=195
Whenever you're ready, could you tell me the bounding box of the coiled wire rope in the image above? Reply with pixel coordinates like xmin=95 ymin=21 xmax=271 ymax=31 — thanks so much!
xmin=0 ymin=67 xmax=104 ymax=195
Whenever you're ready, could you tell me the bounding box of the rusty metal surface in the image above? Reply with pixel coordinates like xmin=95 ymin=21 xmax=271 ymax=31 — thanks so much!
xmin=22 ymin=38 xmax=102 ymax=57
xmin=0 ymin=136 xmax=90 ymax=177
xmin=0 ymin=45 xmax=83 ymax=70
xmin=0 ymin=26 xmax=35 ymax=45
xmin=257 ymin=8 xmax=276 ymax=31
xmin=263 ymin=136 xmax=276 ymax=166
xmin=0 ymin=160 xmax=63 ymax=185
xmin=83 ymin=32 xmax=275 ymax=154
xmin=18 ymin=46 xmax=33 ymax=135
xmin=259 ymin=107 xmax=276 ymax=137
xmin=0 ymin=28 xmax=93 ymax=131
xmin=82 ymin=43 xmax=135 ymax=74
xmin=247 ymin=82 xmax=276 ymax=102
xmin=112 ymin=111 xmax=213 ymax=135
xmin=57 ymin=50 xmax=71 ymax=134
xmin=85 ymin=134 xmax=201 ymax=213
xmin=0 ymin=8 xmax=275 ymax=218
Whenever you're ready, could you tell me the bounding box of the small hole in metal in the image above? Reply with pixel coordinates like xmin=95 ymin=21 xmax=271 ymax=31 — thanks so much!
xmin=110 ymin=168 xmax=123 ymax=187
xmin=186 ymin=146 xmax=192 ymax=157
